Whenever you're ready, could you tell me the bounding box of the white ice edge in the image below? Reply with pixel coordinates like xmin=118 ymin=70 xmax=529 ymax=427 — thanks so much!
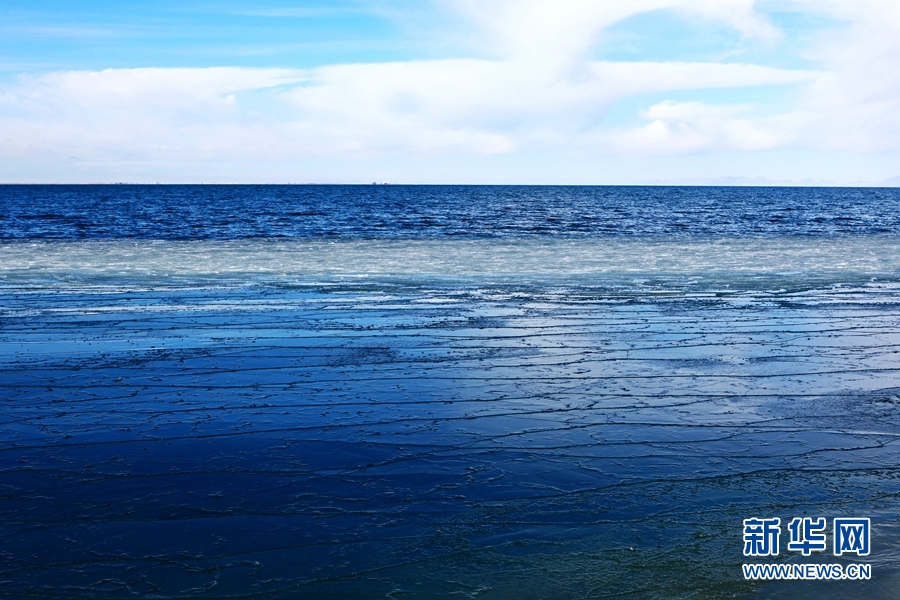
xmin=1 ymin=237 xmax=900 ymax=288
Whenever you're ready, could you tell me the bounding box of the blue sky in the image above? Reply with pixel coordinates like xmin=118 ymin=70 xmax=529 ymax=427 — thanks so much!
xmin=1 ymin=1 xmax=898 ymax=184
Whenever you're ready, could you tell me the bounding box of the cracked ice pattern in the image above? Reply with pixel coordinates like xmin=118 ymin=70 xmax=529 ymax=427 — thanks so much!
xmin=2 ymin=262 xmax=900 ymax=598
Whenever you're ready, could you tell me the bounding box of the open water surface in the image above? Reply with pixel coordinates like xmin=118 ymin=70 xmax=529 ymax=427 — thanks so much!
xmin=1 ymin=186 xmax=900 ymax=599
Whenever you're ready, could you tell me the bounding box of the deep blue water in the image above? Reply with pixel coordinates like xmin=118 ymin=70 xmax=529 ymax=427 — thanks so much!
xmin=2 ymin=184 xmax=899 ymax=239
xmin=2 ymin=186 xmax=900 ymax=599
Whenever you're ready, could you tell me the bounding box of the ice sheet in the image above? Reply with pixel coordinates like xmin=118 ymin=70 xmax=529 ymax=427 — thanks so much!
xmin=2 ymin=255 xmax=900 ymax=597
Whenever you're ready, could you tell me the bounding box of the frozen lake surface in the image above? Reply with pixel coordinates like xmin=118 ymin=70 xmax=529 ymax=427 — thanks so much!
xmin=1 ymin=237 xmax=899 ymax=598
xmin=2 ymin=186 xmax=900 ymax=598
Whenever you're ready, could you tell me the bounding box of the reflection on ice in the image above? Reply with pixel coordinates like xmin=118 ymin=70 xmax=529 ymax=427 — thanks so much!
xmin=1 ymin=247 xmax=900 ymax=598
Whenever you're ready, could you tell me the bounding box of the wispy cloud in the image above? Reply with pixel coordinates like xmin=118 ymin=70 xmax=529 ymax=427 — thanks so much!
xmin=446 ymin=0 xmax=780 ymax=61
xmin=1 ymin=0 xmax=899 ymax=182
xmin=0 ymin=59 xmax=814 ymax=163
xmin=606 ymin=101 xmax=809 ymax=153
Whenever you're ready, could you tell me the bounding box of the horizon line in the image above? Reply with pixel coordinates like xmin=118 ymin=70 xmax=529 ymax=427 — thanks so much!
xmin=1 ymin=182 xmax=899 ymax=188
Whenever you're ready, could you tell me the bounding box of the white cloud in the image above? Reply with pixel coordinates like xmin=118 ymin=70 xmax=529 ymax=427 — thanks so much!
xmin=587 ymin=0 xmax=900 ymax=157
xmin=608 ymin=101 xmax=807 ymax=153
xmin=789 ymin=0 xmax=900 ymax=151
xmin=446 ymin=0 xmax=778 ymax=61
xmin=0 ymin=68 xmax=308 ymax=164
xmin=0 ymin=59 xmax=814 ymax=165
xmin=1 ymin=0 xmax=899 ymax=182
